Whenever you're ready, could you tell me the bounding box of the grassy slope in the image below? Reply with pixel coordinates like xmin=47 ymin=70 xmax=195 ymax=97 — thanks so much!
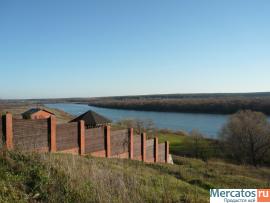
xmin=157 ymin=131 xmax=222 ymax=158
xmin=157 ymin=132 xmax=186 ymax=154
xmin=1 ymin=150 xmax=270 ymax=203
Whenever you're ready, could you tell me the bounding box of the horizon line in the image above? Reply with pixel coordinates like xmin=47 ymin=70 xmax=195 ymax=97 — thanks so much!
xmin=1 ymin=91 xmax=270 ymax=100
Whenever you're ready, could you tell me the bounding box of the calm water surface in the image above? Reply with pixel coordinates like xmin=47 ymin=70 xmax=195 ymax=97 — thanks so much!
xmin=45 ymin=103 xmax=237 ymax=138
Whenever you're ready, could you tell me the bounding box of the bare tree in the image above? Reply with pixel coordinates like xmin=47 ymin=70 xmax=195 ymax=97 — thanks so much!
xmin=116 ymin=118 xmax=156 ymax=135
xmin=116 ymin=119 xmax=136 ymax=129
xmin=220 ymin=110 xmax=270 ymax=166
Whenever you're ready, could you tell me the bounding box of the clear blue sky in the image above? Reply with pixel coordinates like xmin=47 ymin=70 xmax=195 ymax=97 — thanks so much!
xmin=1 ymin=0 xmax=270 ymax=99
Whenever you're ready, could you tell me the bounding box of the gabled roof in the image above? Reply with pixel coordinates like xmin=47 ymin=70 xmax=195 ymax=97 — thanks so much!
xmin=70 ymin=110 xmax=111 ymax=126
xmin=22 ymin=108 xmax=55 ymax=117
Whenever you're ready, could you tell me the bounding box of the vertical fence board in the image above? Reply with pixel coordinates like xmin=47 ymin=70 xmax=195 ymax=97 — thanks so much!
xmin=110 ymin=129 xmax=129 ymax=157
xmin=146 ymin=139 xmax=155 ymax=162
xmin=13 ymin=118 xmax=49 ymax=151
xmin=158 ymin=143 xmax=166 ymax=162
xmin=85 ymin=127 xmax=105 ymax=155
xmin=56 ymin=122 xmax=79 ymax=152
xmin=133 ymin=134 xmax=142 ymax=160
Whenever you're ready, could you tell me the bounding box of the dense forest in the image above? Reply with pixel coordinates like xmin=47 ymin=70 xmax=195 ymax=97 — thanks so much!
xmin=87 ymin=93 xmax=270 ymax=115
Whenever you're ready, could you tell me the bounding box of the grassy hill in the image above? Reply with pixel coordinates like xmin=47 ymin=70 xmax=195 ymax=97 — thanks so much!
xmin=1 ymin=150 xmax=270 ymax=203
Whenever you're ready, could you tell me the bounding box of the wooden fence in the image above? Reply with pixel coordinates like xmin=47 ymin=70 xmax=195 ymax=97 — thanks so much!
xmin=0 ymin=113 xmax=169 ymax=163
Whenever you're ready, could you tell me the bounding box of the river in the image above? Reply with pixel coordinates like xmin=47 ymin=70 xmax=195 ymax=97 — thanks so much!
xmin=45 ymin=103 xmax=241 ymax=138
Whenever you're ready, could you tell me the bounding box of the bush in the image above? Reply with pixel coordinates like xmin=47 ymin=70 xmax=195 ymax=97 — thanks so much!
xmin=219 ymin=110 xmax=270 ymax=166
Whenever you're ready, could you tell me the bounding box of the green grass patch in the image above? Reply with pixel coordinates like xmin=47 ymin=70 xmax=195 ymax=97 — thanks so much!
xmin=157 ymin=131 xmax=222 ymax=160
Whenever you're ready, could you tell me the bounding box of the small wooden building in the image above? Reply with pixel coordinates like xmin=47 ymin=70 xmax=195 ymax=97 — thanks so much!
xmin=70 ymin=110 xmax=111 ymax=128
xmin=22 ymin=108 xmax=55 ymax=120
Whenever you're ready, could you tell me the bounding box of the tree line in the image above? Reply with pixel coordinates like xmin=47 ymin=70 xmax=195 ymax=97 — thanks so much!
xmin=88 ymin=96 xmax=270 ymax=115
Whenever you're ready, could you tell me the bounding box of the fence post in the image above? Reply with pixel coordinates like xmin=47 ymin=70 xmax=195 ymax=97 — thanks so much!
xmin=154 ymin=137 xmax=159 ymax=163
xmin=105 ymin=126 xmax=111 ymax=158
xmin=49 ymin=116 xmax=57 ymax=152
xmin=5 ymin=113 xmax=13 ymax=150
xmin=129 ymin=128 xmax=134 ymax=159
xmin=141 ymin=132 xmax=146 ymax=162
xmin=165 ymin=141 xmax=169 ymax=163
xmin=79 ymin=120 xmax=85 ymax=155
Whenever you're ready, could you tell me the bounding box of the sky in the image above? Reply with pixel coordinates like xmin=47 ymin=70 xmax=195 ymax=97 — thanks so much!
xmin=0 ymin=0 xmax=270 ymax=99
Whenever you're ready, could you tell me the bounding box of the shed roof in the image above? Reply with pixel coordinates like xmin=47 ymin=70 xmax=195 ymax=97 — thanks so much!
xmin=70 ymin=110 xmax=111 ymax=126
xmin=22 ymin=108 xmax=55 ymax=117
